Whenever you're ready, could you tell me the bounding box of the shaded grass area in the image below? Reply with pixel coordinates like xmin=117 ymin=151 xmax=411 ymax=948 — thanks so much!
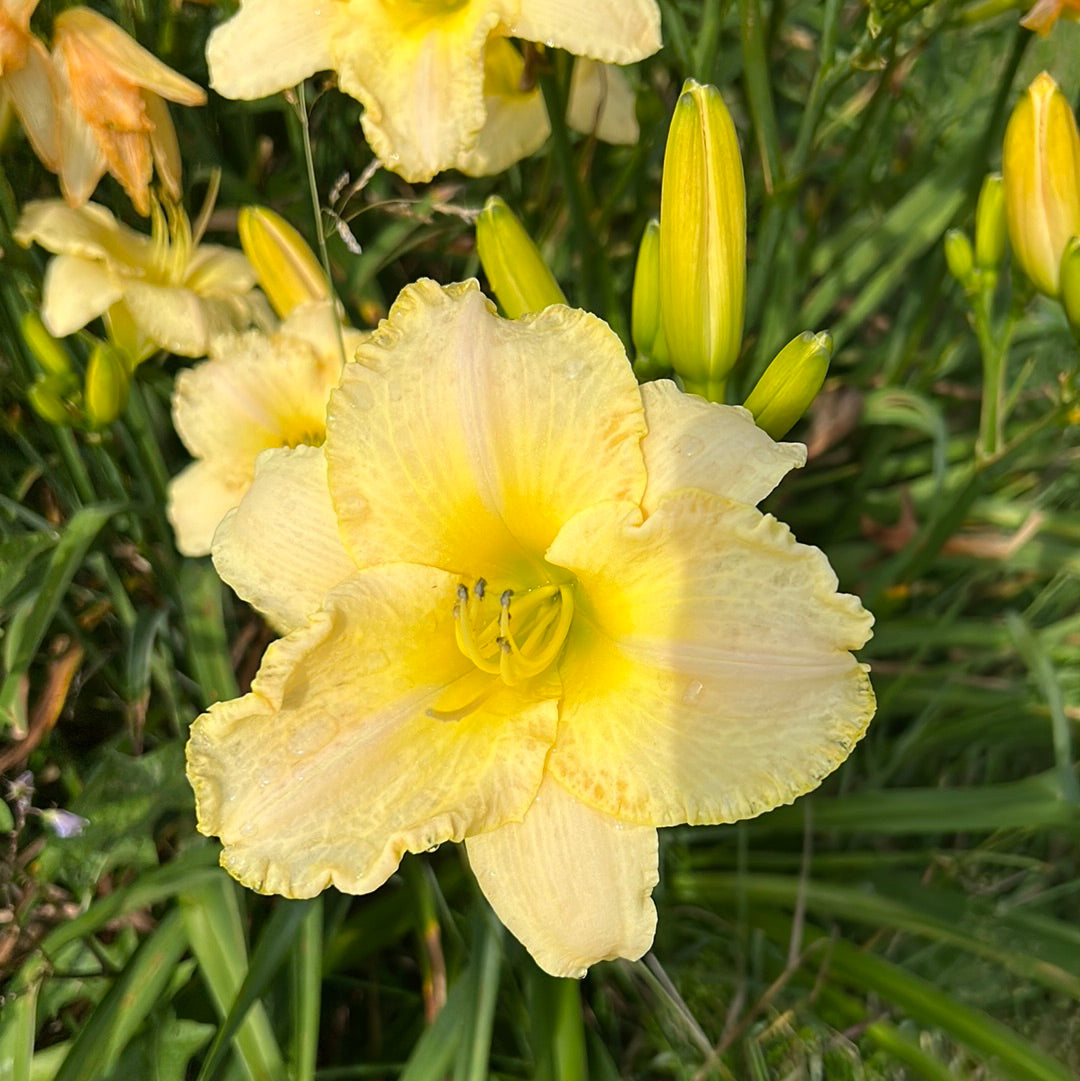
xmin=2 ymin=0 xmax=1080 ymax=1078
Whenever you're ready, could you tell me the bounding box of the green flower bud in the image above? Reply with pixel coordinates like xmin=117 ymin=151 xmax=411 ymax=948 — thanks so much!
xmin=84 ymin=342 xmax=129 ymax=428
xmin=944 ymin=228 xmax=975 ymax=288
xmin=238 ymin=205 xmax=331 ymax=319
xmin=974 ymin=173 xmax=1007 ymax=271
xmin=1002 ymin=71 xmax=1080 ymax=297
xmin=659 ymin=79 xmax=746 ymax=401
xmin=476 ymin=196 xmax=566 ymax=319
xmin=20 ymin=311 xmax=73 ymax=378
xmin=1058 ymin=235 xmax=1080 ymax=338
xmin=632 ymin=219 xmax=667 ymax=363
xmin=742 ymin=330 xmax=832 ymax=439
xmin=27 ymin=378 xmax=75 ymax=427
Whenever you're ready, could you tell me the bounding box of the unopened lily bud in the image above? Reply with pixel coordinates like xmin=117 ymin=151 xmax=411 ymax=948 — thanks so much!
xmin=659 ymin=78 xmax=746 ymax=401
xmin=742 ymin=330 xmax=832 ymax=439
xmin=1002 ymin=71 xmax=1080 ymax=297
xmin=21 ymin=311 xmax=73 ymax=378
xmin=631 ymin=219 xmax=667 ymax=363
xmin=974 ymin=173 xmax=1007 ymax=271
xmin=1058 ymin=236 xmax=1080 ymax=337
xmin=944 ymin=229 xmax=976 ymax=288
xmin=27 ymin=378 xmax=74 ymax=427
xmin=476 ymin=196 xmax=566 ymax=319
xmin=84 ymin=342 xmax=129 ymax=427
xmin=238 ymin=206 xmax=330 ymax=319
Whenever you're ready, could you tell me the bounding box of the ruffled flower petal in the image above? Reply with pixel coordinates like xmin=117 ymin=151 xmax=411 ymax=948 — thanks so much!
xmin=207 ymin=0 xmax=334 ymax=100
xmin=211 ymin=446 xmax=357 ymax=631
xmin=467 ymin=774 xmax=657 ymax=978
xmin=166 ymin=460 xmax=248 ymax=560
xmin=639 ymin=380 xmax=806 ymax=512
xmin=187 ymin=564 xmax=558 ymax=898
xmin=39 ymin=253 xmax=124 ymax=337
xmin=566 ymin=59 xmax=639 ymax=145
xmin=333 ymin=1 xmax=507 ymax=181
xmin=327 ymin=279 xmax=648 ymax=576
xmin=545 ymin=492 xmax=875 ymax=826
xmin=456 ymin=36 xmax=550 ymax=177
xmin=507 ymin=0 xmax=661 ymax=64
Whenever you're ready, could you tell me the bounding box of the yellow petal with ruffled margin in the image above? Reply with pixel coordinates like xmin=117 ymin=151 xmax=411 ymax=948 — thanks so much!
xmin=187 ymin=563 xmax=558 ymax=898
xmin=207 ymin=0 xmax=334 ymax=101
xmin=333 ymin=0 xmax=508 ymax=181
xmin=507 ymin=0 xmax=661 ymax=63
xmin=166 ymin=460 xmax=247 ymax=560
xmin=639 ymin=380 xmax=806 ymax=513
xmin=545 ymin=492 xmax=874 ymax=826
xmin=467 ymin=774 xmax=657 ymax=978
xmin=327 ymin=279 xmax=647 ymax=577
xmin=211 ymin=446 xmax=357 ymax=632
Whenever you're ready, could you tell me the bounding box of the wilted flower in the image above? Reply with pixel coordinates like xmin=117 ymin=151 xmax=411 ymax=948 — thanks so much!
xmin=1020 ymin=0 xmax=1080 ymax=34
xmin=187 ymin=279 xmax=875 ymax=978
xmin=168 ymin=302 xmax=365 ymax=559
xmin=51 ymin=7 xmax=206 ymax=216
xmin=1002 ymin=71 xmax=1080 ymax=298
xmin=15 ymin=197 xmax=266 ymax=363
xmin=206 ymin=0 xmax=660 ymax=182
xmin=0 ymin=0 xmax=60 ymax=170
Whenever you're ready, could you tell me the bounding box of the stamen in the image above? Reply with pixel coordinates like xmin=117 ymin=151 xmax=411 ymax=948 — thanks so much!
xmin=425 ymin=680 xmax=501 ymax=722
xmin=474 ymin=578 xmax=487 ymax=599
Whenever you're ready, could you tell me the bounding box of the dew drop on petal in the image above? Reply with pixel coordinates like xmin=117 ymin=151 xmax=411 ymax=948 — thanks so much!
xmin=386 ymin=380 xmax=402 ymax=402
xmin=678 ymin=435 xmax=705 ymax=458
xmin=287 ymin=719 xmax=337 ymax=757
xmin=682 ymin=679 xmax=705 ymax=705
xmin=349 ymin=382 xmax=375 ymax=409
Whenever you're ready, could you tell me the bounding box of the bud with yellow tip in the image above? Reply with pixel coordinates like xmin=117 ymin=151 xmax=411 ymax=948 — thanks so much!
xmin=944 ymin=229 xmax=976 ymax=289
xmin=83 ymin=342 xmax=129 ymax=428
xmin=659 ymin=78 xmax=746 ymax=401
xmin=1002 ymin=71 xmax=1080 ymax=297
xmin=475 ymin=196 xmax=566 ymax=319
xmin=238 ymin=206 xmax=331 ymax=320
xmin=27 ymin=379 xmax=75 ymax=427
xmin=742 ymin=330 xmax=832 ymax=439
xmin=1058 ymin=236 xmax=1080 ymax=337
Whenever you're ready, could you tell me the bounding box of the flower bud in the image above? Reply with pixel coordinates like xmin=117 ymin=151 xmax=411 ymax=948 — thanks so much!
xmin=974 ymin=173 xmax=1007 ymax=271
xmin=659 ymin=79 xmax=746 ymax=401
xmin=27 ymin=379 xmax=75 ymax=427
xmin=1002 ymin=71 xmax=1080 ymax=297
xmin=83 ymin=342 xmax=129 ymax=427
xmin=944 ymin=228 xmax=975 ymax=288
xmin=238 ymin=205 xmax=331 ymax=319
xmin=20 ymin=312 xmax=73 ymax=378
xmin=742 ymin=330 xmax=831 ymax=439
xmin=1058 ymin=235 xmax=1080 ymax=337
xmin=38 ymin=807 xmax=89 ymax=838
xmin=475 ymin=196 xmax=566 ymax=319
xmin=631 ymin=219 xmax=667 ymax=364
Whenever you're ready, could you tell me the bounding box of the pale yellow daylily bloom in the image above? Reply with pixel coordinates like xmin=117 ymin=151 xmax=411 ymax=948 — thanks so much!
xmin=168 ymin=303 xmax=365 ymax=560
xmin=0 ymin=0 xmax=60 ymax=170
xmin=14 ymin=198 xmax=266 ymax=362
xmin=52 ymin=7 xmax=206 ymax=216
xmin=566 ymin=58 xmax=640 ymax=145
xmin=187 ymin=279 xmax=876 ymax=979
xmin=206 ymin=0 xmax=661 ymax=182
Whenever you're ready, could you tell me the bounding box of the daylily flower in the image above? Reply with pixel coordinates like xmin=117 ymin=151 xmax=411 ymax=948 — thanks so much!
xmin=206 ymin=0 xmax=661 ymax=182
xmin=187 ymin=279 xmax=876 ymax=978
xmin=52 ymin=7 xmax=206 ymax=216
xmin=168 ymin=302 xmax=365 ymax=558
xmin=0 ymin=0 xmax=60 ymax=170
xmin=14 ymin=197 xmax=267 ymax=363
xmin=1020 ymin=0 xmax=1080 ymax=34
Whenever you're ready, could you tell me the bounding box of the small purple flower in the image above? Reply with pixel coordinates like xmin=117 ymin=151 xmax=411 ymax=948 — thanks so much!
xmin=39 ymin=808 xmax=89 ymax=839
xmin=6 ymin=771 xmax=35 ymax=813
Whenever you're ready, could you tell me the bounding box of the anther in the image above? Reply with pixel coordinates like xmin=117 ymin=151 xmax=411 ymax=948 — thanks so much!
xmin=474 ymin=578 xmax=487 ymax=599
xmin=456 ymin=584 xmax=469 ymax=603
xmin=500 ymin=589 xmax=513 ymax=608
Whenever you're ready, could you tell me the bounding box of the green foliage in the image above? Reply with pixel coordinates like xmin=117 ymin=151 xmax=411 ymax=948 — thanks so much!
xmin=2 ymin=0 xmax=1079 ymax=1078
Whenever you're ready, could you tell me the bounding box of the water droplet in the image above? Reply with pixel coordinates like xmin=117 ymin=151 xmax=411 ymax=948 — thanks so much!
xmin=240 ymin=822 xmax=255 ymax=837
xmin=682 ymin=679 xmax=705 ymax=705
xmin=678 ymin=435 xmax=705 ymax=458
xmin=287 ymin=719 xmax=337 ymax=757
xmin=386 ymin=380 xmax=402 ymax=401
xmin=360 ymin=648 xmax=389 ymax=675
xmin=257 ymin=771 xmax=273 ymax=787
